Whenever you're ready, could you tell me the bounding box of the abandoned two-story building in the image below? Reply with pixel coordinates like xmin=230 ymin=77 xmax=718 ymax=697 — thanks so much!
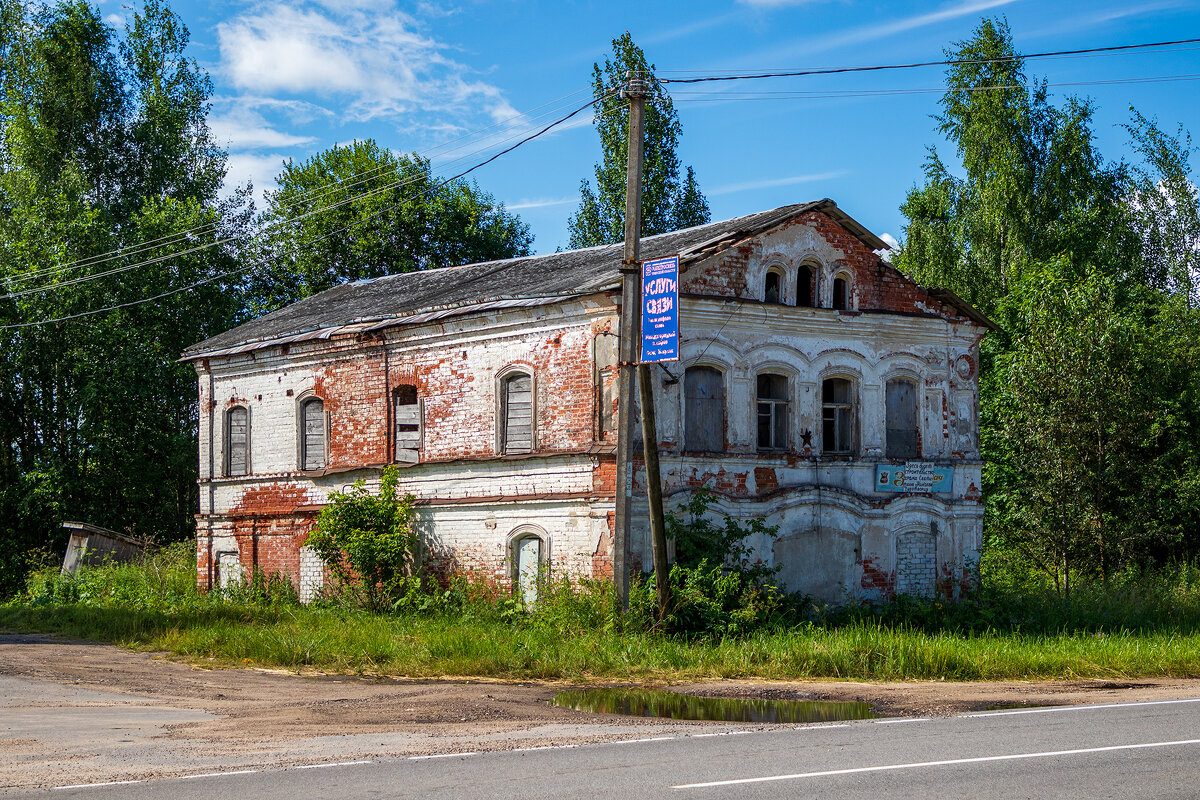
xmin=182 ymin=199 xmax=991 ymax=602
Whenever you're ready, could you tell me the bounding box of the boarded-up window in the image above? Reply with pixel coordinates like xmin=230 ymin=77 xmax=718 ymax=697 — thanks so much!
xmin=821 ymin=378 xmax=855 ymax=455
xmin=833 ymin=276 xmax=849 ymax=310
xmin=502 ymin=372 xmax=533 ymax=454
xmin=394 ymin=385 xmax=421 ymax=463
xmin=226 ymin=406 xmax=249 ymax=476
xmin=300 ymin=398 xmax=325 ymax=470
xmin=764 ymin=271 xmax=781 ymax=303
xmin=685 ymin=366 xmax=724 ymax=453
xmin=886 ymin=378 xmax=920 ymax=460
xmin=798 ymin=265 xmax=814 ymax=307
xmin=756 ymin=373 xmax=788 ymax=451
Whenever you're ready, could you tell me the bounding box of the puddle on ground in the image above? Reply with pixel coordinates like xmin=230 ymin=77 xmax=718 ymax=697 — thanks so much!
xmin=553 ymin=688 xmax=877 ymax=724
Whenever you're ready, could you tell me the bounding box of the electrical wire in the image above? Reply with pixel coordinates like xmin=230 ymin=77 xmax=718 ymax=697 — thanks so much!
xmin=668 ymin=73 xmax=1200 ymax=102
xmin=0 ymin=92 xmax=615 ymax=329
xmin=1 ymin=92 xmax=610 ymax=301
xmin=657 ymin=37 xmax=1200 ymax=85
xmin=4 ymin=86 xmax=596 ymax=287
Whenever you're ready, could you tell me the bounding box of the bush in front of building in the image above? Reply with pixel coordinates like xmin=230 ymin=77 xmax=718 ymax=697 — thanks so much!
xmin=307 ymin=466 xmax=418 ymax=613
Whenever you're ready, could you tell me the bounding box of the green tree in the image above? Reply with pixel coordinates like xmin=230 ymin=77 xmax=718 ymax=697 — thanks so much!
xmin=567 ymin=33 xmax=710 ymax=249
xmin=895 ymin=18 xmax=1133 ymax=317
xmin=307 ymin=466 xmax=417 ymax=612
xmin=252 ymin=140 xmax=532 ymax=311
xmin=896 ymin=17 xmax=1200 ymax=588
xmin=0 ymin=1 xmax=247 ymax=594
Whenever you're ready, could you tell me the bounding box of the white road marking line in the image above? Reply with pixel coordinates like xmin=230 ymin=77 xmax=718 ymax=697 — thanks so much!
xmin=408 ymin=752 xmax=478 ymax=760
xmin=512 ymin=744 xmax=579 ymax=752
xmin=968 ymin=697 xmax=1200 ymax=718
xmin=54 ymin=780 xmax=143 ymax=791
xmin=874 ymin=718 xmax=931 ymax=724
xmin=294 ymin=760 xmax=373 ymax=769
xmin=797 ymin=723 xmax=850 ymax=729
xmin=177 ymin=770 xmax=260 ymax=780
xmin=600 ymin=736 xmax=676 ymax=745
xmin=693 ymin=731 xmax=751 ymax=738
xmin=671 ymin=738 xmax=1200 ymax=789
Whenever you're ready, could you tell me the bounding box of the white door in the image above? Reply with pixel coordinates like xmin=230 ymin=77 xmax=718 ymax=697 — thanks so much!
xmin=517 ymin=537 xmax=541 ymax=604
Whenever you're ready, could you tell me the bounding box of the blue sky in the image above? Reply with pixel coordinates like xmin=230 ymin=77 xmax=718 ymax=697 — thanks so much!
xmin=104 ymin=0 xmax=1200 ymax=254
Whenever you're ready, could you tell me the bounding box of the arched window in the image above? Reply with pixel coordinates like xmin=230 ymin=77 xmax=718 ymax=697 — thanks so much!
xmin=756 ymin=373 xmax=788 ymax=451
xmin=764 ymin=270 xmax=781 ymax=304
xmin=797 ymin=264 xmax=815 ymax=307
xmin=394 ymin=384 xmax=420 ymax=463
xmin=300 ymin=397 xmax=325 ymax=470
xmin=821 ymin=377 xmax=856 ymax=455
xmin=510 ymin=531 xmax=545 ymax=604
xmin=832 ymin=274 xmax=850 ymax=310
xmin=226 ymin=406 xmax=249 ymax=476
xmin=684 ymin=366 xmax=725 ymax=453
xmin=885 ymin=378 xmax=920 ymax=460
xmin=501 ymin=371 xmax=534 ymax=454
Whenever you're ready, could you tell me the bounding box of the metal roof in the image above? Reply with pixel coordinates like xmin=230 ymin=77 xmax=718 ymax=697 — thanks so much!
xmin=182 ymin=200 xmax=890 ymax=361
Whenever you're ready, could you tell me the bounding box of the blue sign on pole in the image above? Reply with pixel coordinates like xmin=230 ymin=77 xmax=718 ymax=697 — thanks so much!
xmin=640 ymin=255 xmax=680 ymax=363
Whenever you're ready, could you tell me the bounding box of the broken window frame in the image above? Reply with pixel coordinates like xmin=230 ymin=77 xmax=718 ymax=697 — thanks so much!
xmin=756 ymin=372 xmax=789 ymax=452
xmin=499 ymin=368 xmax=535 ymax=455
xmin=797 ymin=263 xmax=816 ymax=308
xmin=832 ymin=272 xmax=851 ymax=310
xmin=684 ymin=365 xmax=726 ymax=453
xmin=764 ymin=268 xmax=782 ymax=304
xmin=394 ymin=384 xmax=421 ymax=464
xmin=821 ymin=376 xmax=856 ymax=456
xmin=225 ymin=405 xmax=250 ymax=477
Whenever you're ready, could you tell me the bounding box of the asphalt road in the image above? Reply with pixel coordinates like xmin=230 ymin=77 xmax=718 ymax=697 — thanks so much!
xmin=21 ymin=696 xmax=1200 ymax=799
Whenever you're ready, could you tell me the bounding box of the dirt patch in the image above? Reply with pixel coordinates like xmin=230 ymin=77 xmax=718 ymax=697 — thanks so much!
xmin=3 ymin=632 xmax=1200 ymax=790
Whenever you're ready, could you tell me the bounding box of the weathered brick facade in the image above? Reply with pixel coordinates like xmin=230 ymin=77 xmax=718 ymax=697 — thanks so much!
xmin=187 ymin=202 xmax=989 ymax=601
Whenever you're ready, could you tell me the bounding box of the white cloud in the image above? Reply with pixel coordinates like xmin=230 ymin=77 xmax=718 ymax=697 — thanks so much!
xmin=709 ymin=170 xmax=849 ymax=196
xmin=222 ymin=151 xmax=291 ymax=196
xmin=217 ymin=2 xmax=515 ymax=125
xmin=210 ymin=103 xmax=317 ymax=151
xmin=747 ymin=0 xmax=1020 ymax=64
xmin=876 ymin=232 xmax=901 ymax=260
xmin=506 ymin=196 xmax=577 ymax=211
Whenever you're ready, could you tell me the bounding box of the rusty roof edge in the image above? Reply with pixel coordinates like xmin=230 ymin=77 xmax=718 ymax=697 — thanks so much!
xmin=180 ymin=289 xmax=618 ymax=361
xmin=923 ymin=286 xmax=1000 ymax=331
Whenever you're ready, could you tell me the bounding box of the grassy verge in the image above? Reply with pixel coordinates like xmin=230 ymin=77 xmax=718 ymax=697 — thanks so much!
xmin=3 ymin=545 xmax=1200 ymax=682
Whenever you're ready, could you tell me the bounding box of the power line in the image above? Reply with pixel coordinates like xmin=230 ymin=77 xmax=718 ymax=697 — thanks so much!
xmin=658 ymin=37 xmax=1200 ymax=85
xmin=1 ymin=93 xmax=610 ymax=302
xmin=4 ymin=87 xmax=596 ymax=287
xmin=669 ymin=73 xmax=1200 ymax=102
xmin=0 ymin=92 xmax=613 ymax=329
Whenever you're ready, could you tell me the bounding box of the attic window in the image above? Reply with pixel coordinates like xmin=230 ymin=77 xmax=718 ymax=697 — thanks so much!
xmin=797 ymin=265 xmax=814 ymax=307
xmin=764 ymin=271 xmax=781 ymax=304
xmin=833 ymin=276 xmax=849 ymax=310
xmin=394 ymin=385 xmax=421 ymax=464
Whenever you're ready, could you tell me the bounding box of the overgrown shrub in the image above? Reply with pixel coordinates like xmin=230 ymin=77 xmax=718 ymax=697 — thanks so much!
xmin=306 ymin=466 xmax=417 ymax=612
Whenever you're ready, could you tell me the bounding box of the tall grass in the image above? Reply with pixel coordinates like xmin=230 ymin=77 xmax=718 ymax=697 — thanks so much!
xmin=5 ymin=545 xmax=1200 ymax=682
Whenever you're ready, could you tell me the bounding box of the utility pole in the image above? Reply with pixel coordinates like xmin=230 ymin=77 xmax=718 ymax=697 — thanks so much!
xmin=615 ymin=71 xmax=672 ymax=619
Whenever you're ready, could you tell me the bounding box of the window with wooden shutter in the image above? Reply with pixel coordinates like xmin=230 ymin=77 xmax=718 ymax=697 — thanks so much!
xmin=394 ymin=385 xmax=420 ymax=463
xmin=821 ymin=377 xmax=855 ymax=455
xmin=300 ymin=398 xmax=325 ymax=470
xmin=885 ymin=378 xmax=920 ymax=460
xmin=502 ymin=372 xmax=533 ymax=454
xmin=684 ymin=366 xmax=725 ymax=453
xmin=756 ymin=373 xmax=788 ymax=451
xmin=226 ymin=406 xmax=249 ymax=476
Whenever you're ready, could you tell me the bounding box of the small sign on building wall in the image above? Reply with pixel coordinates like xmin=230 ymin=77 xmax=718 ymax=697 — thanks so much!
xmin=875 ymin=462 xmax=954 ymax=493
xmin=640 ymin=255 xmax=679 ymax=363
